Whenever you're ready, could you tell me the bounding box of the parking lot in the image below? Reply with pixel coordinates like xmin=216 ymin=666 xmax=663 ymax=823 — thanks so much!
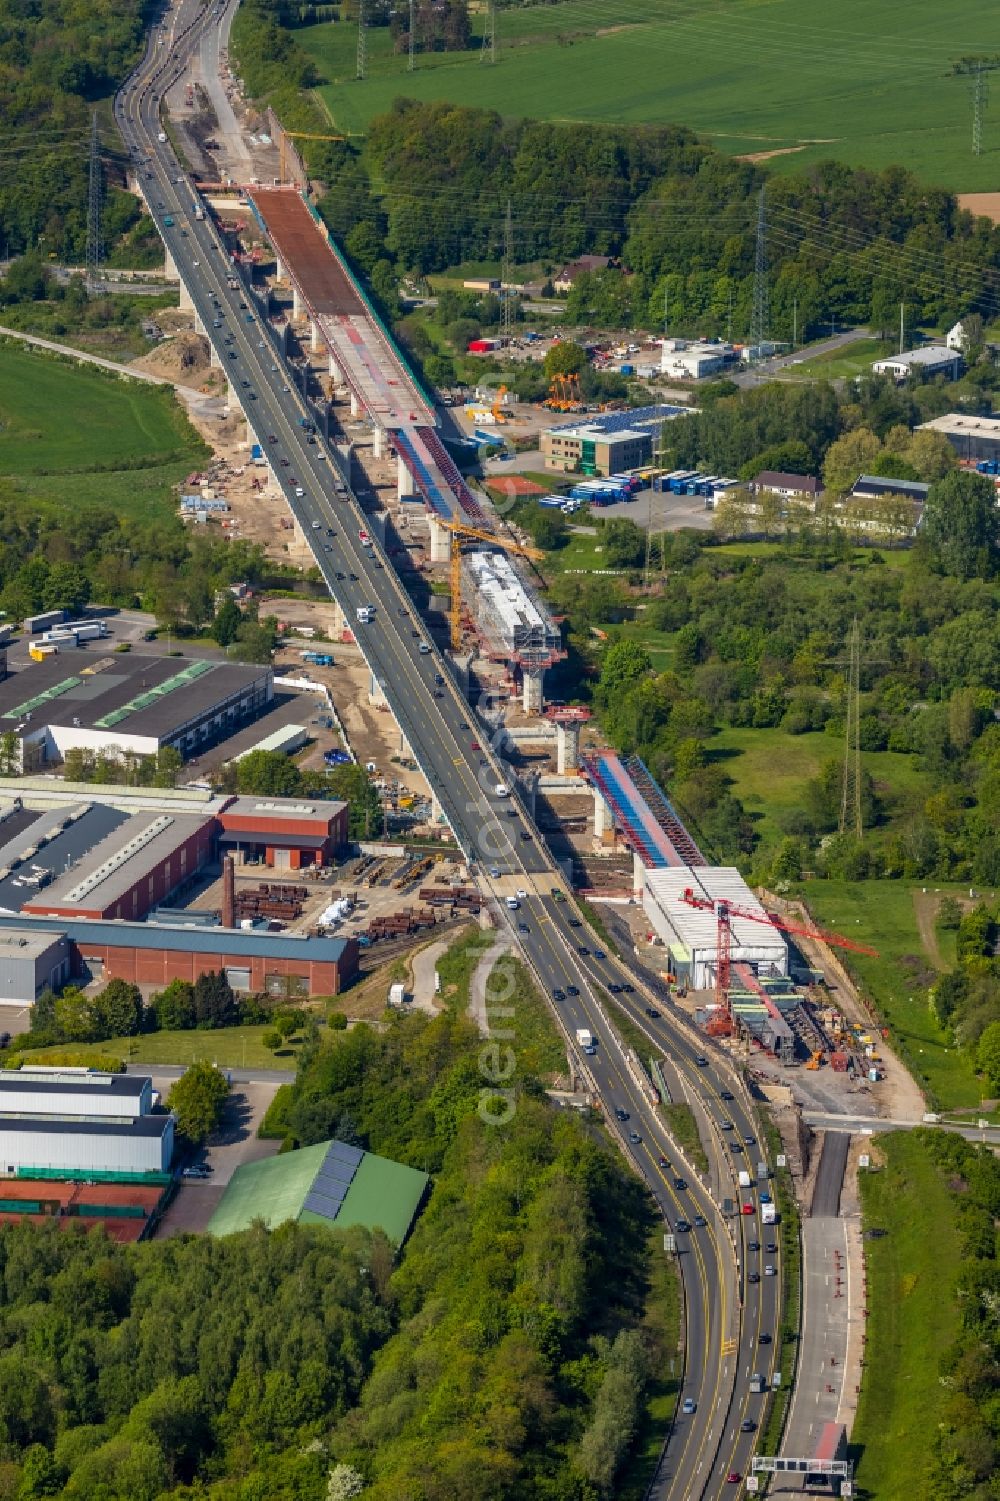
xmin=154 ymin=1077 xmax=282 ymax=1237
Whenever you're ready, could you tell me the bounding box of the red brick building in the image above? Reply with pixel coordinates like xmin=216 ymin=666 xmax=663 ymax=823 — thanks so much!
xmin=217 ymin=796 xmax=348 ymax=870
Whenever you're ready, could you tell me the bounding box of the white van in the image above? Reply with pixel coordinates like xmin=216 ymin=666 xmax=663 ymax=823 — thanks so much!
xmin=506 ymin=897 xmax=520 ymax=911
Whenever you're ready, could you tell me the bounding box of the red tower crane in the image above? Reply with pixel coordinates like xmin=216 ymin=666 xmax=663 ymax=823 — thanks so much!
xmin=679 ymin=887 xmax=878 ymax=1034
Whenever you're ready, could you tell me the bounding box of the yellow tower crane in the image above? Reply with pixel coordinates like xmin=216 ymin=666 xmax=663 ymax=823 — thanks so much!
xmin=279 ymin=129 xmax=360 ymax=182
xmin=439 ymin=519 xmax=544 ymax=650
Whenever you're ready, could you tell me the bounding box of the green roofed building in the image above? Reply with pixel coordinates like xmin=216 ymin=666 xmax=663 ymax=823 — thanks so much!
xmin=207 ymin=1138 xmax=428 ymax=1245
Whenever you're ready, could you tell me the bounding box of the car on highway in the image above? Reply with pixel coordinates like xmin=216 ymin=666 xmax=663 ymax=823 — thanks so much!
xmin=695 ymin=1055 xmax=709 ymax=1067
xmin=747 ymin=1240 xmax=760 ymax=1252
xmin=764 ymin=1264 xmax=776 ymax=1276
xmin=730 ymin=1141 xmax=744 ymax=1153
xmin=674 ymin=1219 xmax=691 ymax=1233
xmin=743 ymin=1133 xmax=756 ymax=1146
xmin=517 ymin=922 xmax=529 ymax=934
xmin=721 ymin=1119 xmax=734 ymax=1130
xmin=694 ymin=1214 xmax=707 ymax=1227
xmin=760 ymin=1191 xmax=772 ymax=1204
xmin=621 ymin=983 xmax=634 ymax=993
xmin=740 ymin=1202 xmax=754 ymax=1215
xmin=682 ymin=1398 xmax=696 ymax=1415
xmin=268 ymin=434 xmax=277 ymax=443
xmin=673 ymin=1177 xmax=687 ymax=1191
xmin=628 ymin=1131 xmax=642 ymax=1145
xmin=577 ymin=945 xmax=590 ymax=957
xmin=593 ymin=949 xmax=606 ymax=960
xmin=766 ymin=1241 xmax=778 ymax=1253
xmin=280 ymin=458 xmax=289 ymax=466
xmin=758 ymin=1332 xmax=772 ymax=1344
xmin=295 ymin=487 xmax=304 ymax=497
xmin=566 ymin=985 xmax=579 ymax=997
xmin=568 ymin=918 xmax=582 ymax=927
xmin=741 ymin=1419 xmax=756 ymax=1433
xmin=608 ymin=982 xmax=622 ymax=993
xmin=646 ymin=1007 xmax=661 ymax=1019
xmin=614 ymin=1108 xmax=629 ymax=1122
xmin=658 ymin=1154 xmax=669 ymax=1168
xmin=720 ymin=1089 xmax=734 ymax=1101
xmin=552 ymin=988 xmax=565 ymax=1002
xmin=726 ymin=1471 xmax=742 ymax=1483
xmin=747 ymin=1272 xmax=760 ymax=1285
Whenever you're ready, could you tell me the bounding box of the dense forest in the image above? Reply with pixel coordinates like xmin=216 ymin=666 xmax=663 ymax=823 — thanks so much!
xmin=0 ymin=0 xmax=147 ymax=258
xmin=0 ymin=1005 xmax=672 ymax=1499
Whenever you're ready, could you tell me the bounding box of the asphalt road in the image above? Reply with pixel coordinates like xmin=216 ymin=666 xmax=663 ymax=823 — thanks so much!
xmin=116 ymin=12 xmax=780 ymax=1491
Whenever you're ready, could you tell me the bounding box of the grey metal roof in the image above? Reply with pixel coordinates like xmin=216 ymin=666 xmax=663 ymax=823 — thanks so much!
xmin=222 ymin=797 xmax=345 ymax=826
xmin=0 ymin=804 xmax=130 ymax=915
xmin=0 ymin=1114 xmax=170 ymax=1137
xmin=34 ymin=811 xmax=214 ymax=913
xmin=0 ymin=654 xmax=269 ymax=740
xmin=0 ymin=913 xmax=351 ymax=962
xmin=0 ymin=1074 xmax=149 ymax=1098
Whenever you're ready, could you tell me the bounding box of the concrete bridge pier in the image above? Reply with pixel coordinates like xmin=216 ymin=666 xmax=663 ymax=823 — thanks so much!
xmin=372 ymin=424 xmax=386 ymax=460
xmin=556 ymin=720 xmax=582 ymax=774
xmin=292 ymin=285 xmax=302 ymax=320
xmin=368 ymin=672 xmax=389 ymax=709
xmin=329 ymin=354 xmax=343 ymax=385
xmin=522 ymin=668 xmax=544 ymax=716
xmin=349 ymin=391 xmax=361 ymax=419
xmin=310 ymin=319 xmax=322 ymax=354
xmin=428 ymin=516 xmax=451 ymax=564
xmin=594 ymin=789 xmax=613 ymax=842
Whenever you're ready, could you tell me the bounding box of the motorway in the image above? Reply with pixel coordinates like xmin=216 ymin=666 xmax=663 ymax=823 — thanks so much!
xmin=116 ymin=10 xmax=782 ymax=1492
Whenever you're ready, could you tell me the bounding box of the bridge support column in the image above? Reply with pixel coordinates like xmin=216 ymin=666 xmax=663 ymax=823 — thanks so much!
xmin=632 ymin=850 xmax=646 ymax=896
xmin=178 ymin=277 xmax=195 ymax=313
xmin=329 ymin=353 xmax=343 ymax=385
xmin=310 ymin=319 xmax=321 ymax=354
xmin=292 ymin=286 xmax=302 ymax=320
xmin=428 ymin=517 xmax=451 ymax=565
xmin=368 ymin=672 xmax=389 ymax=709
xmin=349 ymin=391 xmax=361 ymax=419
xmin=208 ymin=337 xmax=222 ymax=369
xmin=431 ymin=792 xmax=444 ymax=823
xmin=397 ymin=452 xmax=412 ymax=502
xmin=522 ymin=668 xmax=544 ymax=716
xmin=275 ymin=256 xmax=284 ymax=282
xmin=594 ymin=789 xmax=613 ymax=842
xmin=163 ymin=246 xmax=180 ymax=282
xmin=556 ymin=721 xmax=582 ymax=774
xmin=372 ymin=424 xmax=385 ymax=460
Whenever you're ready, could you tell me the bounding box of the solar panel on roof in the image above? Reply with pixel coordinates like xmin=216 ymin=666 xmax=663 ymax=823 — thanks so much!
xmin=303 ymin=1183 xmax=349 ymax=1219
xmin=313 ymin=1159 xmax=356 ymax=1190
xmin=325 ymin=1141 xmax=364 ymax=1169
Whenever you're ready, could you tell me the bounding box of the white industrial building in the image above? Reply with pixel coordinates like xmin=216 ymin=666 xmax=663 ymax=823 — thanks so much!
xmin=642 ymin=867 xmax=787 ymax=991
xmin=916 ymin=412 xmax=1000 ymax=464
xmin=872 ymin=346 xmax=961 ymax=382
xmin=0 ymin=1067 xmax=173 ymax=1178
xmin=660 ymin=338 xmax=735 ymax=381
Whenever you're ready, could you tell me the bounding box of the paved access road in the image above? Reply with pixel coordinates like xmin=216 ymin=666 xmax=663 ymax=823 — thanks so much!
xmin=115 ymin=12 xmax=779 ymax=1491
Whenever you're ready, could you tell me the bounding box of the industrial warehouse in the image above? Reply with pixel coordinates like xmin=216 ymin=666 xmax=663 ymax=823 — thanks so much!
xmin=0 ymin=650 xmax=273 ymax=770
xmin=0 ymin=1066 xmax=174 ymax=1180
xmin=0 ymin=788 xmax=356 ymax=1002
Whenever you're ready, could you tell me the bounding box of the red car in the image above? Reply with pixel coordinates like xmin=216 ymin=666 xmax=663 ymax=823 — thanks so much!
xmin=740 ymin=1202 xmax=754 ymax=1216
xmin=470 ymin=741 xmax=480 ymax=751
xmin=726 ymin=1474 xmax=741 ymax=1485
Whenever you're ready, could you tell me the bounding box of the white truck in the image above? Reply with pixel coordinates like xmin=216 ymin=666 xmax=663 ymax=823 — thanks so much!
xmin=738 ymin=1170 xmax=752 ymax=1188
xmin=495 ymin=782 xmax=510 ymax=798
xmin=761 ymin=1201 xmax=778 ymax=1225
xmin=576 ymin=1028 xmax=595 ymax=1054
xmin=356 ymin=606 xmax=374 ymax=624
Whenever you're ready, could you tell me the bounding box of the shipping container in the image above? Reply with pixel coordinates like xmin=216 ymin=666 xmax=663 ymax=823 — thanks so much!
xmin=24 ymin=609 xmax=66 ymax=635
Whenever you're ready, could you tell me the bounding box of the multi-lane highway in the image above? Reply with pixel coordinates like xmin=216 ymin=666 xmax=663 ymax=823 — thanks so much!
xmin=115 ymin=12 xmax=787 ymax=1491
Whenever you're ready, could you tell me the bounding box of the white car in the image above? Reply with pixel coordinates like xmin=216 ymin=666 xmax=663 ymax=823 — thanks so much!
xmin=764 ymin=1264 xmax=776 ymax=1276
xmin=295 ymin=487 xmax=305 ymax=498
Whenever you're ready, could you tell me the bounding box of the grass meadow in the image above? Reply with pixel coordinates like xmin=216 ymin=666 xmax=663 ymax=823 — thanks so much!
xmin=299 ymin=0 xmax=1000 ymax=191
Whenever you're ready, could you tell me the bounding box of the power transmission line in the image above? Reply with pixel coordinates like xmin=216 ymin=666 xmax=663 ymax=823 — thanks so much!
xmin=356 ymin=0 xmax=367 ymax=80
xmin=480 ymin=0 xmax=496 ymax=64
xmin=972 ymin=63 xmax=989 ymax=156
xmin=86 ymin=112 xmax=103 ymax=294
xmin=500 ymin=197 xmax=513 ymax=344
xmin=749 ymin=186 xmax=768 ymax=357
xmin=839 ymin=617 xmax=863 ymax=840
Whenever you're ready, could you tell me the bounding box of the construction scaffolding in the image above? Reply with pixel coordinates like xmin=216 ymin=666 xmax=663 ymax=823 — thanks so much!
xmin=463 ymin=551 xmax=563 ymax=668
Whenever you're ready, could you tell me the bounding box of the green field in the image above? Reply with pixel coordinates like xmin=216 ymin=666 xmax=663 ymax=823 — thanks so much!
xmin=710 ymin=726 xmax=930 ymax=848
xmin=300 ymin=0 xmax=1000 ymax=190
xmin=786 ymin=336 xmax=894 ymax=381
xmin=25 ymin=1026 xmax=300 ymax=1071
xmin=0 ymin=342 xmax=206 ymax=519
xmin=852 ymin=1132 xmax=963 ymax=1498
xmin=803 ymin=880 xmax=983 ymax=1109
